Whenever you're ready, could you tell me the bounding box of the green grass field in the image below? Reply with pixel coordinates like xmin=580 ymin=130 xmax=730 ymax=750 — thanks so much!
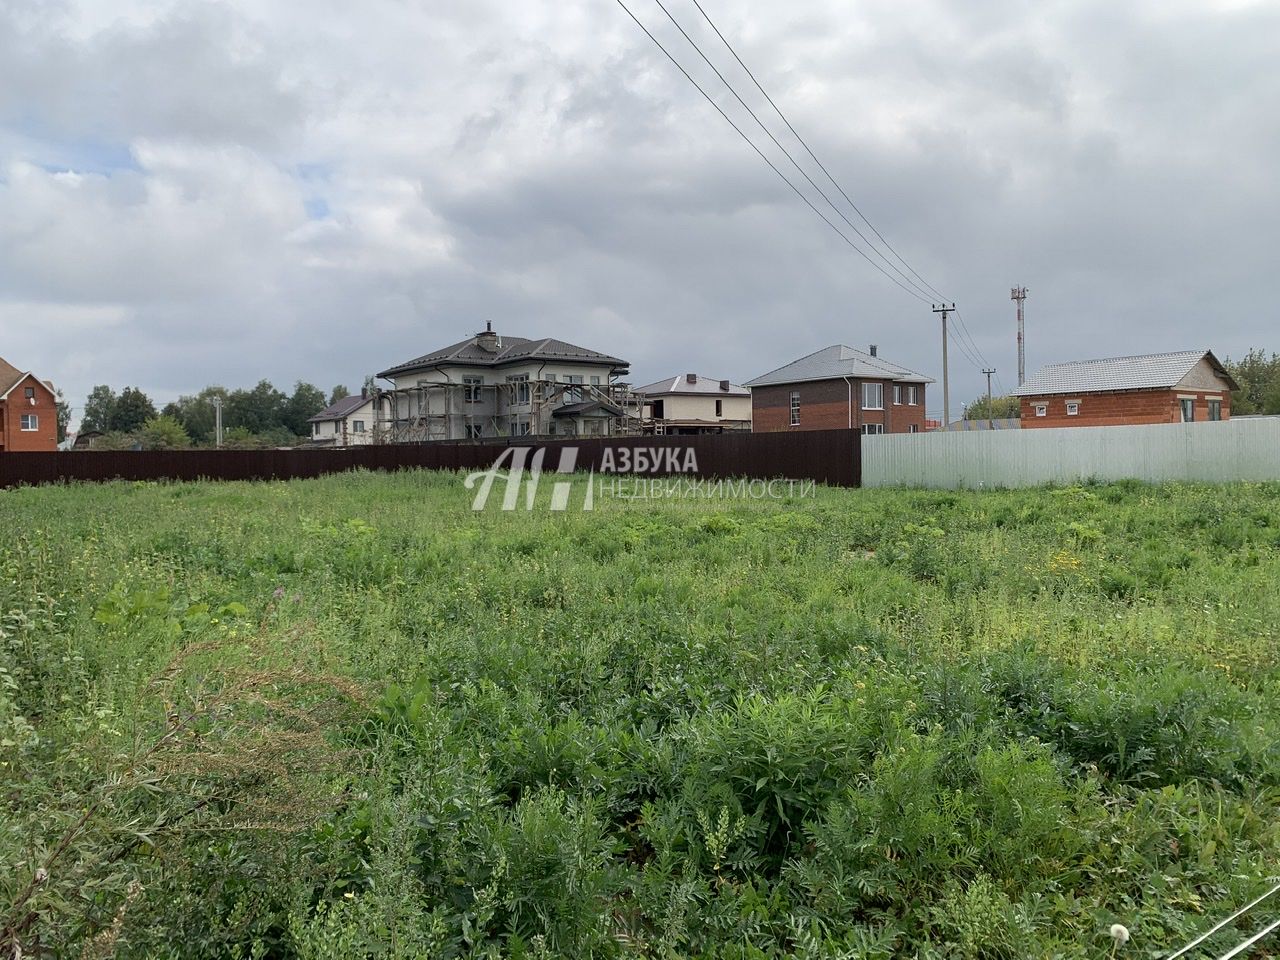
xmin=2 ymin=472 xmax=1279 ymax=958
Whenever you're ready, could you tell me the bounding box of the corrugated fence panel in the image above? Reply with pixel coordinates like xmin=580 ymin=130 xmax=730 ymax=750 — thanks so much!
xmin=862 ymin=418 xmax=1280 ymax=489
xmin=0 ymin=430 xmax=860 ymax=489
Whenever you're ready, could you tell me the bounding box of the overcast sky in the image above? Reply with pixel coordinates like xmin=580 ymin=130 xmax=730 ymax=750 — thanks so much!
xmin=2 ymin=0 xmax=1277 ymax=423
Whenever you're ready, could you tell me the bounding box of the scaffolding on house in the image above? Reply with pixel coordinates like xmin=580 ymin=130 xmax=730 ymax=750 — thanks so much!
xmin=373 ymin=376 xmax=646 ymax=444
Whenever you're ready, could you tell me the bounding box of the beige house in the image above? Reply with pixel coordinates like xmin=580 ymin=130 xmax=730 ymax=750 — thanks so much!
xmin=309 ymin=394 xmax=376 ymax=446
xmin=376 ymin=324 xmax=641 ymax=441
xmin=635 ymin=373 xmax=752 ymax=434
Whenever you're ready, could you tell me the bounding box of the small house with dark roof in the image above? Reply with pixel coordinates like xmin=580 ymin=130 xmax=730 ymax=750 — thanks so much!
xmin=375 ymin=323 xmax=638 ymax=441
xmin=308 ymin=393 xmax=376 ymax=446
xmin=745 ymin=344 xmax=932 ymax=435
xmin=0 ymin=355 xmax=58 ymax=452
xmin=1014 ymin=350 xmax=1238 ymax=428
xmin=634 ymin=373 xmax=752 ymax=434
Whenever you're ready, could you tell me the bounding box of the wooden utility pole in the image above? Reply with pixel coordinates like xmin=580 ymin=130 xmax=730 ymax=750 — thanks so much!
xmin=1011 ymin=286 xmax=1028 ymax=386
xmin=933 ymin=303 xmax=955 ymax=429
xmin=983 ymin=368 xmax=996 ymax=430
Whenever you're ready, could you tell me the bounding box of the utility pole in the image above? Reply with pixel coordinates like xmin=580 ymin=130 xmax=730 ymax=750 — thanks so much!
xmin=932 ymin=303 xmax=955 ymax=429
xmin=983 ymin=368 xmax=996 ymax=430
xmin=1011 ymin=286 xmax=1028 ymax=386
xmin=212 ymin=396 xmax=224 ymax=449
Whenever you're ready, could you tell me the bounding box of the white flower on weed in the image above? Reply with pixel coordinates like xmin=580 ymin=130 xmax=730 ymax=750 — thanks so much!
xmin=1110 ymin=923 xmax=1130 ymax=945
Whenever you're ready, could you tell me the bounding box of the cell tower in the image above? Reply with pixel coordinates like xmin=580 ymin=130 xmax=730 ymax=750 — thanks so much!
xmin=1011 ymin=286 xmax=1028 ymax=386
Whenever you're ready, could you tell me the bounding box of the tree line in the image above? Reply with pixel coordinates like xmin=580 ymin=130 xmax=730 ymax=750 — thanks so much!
xmin=77 ymin=382 xmax=352 ymax=449
xmin=964 ymin=349 xmax=1280 ymax=420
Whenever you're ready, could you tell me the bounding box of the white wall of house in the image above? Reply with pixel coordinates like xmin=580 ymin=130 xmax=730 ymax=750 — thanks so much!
xmin=651 ymin=393 xmax=752 ymax=422
xmin=311 ymin=399 xmax=375 ymax=446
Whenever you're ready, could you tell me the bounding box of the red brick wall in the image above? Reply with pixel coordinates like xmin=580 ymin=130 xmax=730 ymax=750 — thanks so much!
xmin=0 ymin=377 xmax=59 ymax=452
xmin=1020 ymin=388 xmax=1231 ymax=428
xmin=752 ymin=378 xmax=927 ymax=433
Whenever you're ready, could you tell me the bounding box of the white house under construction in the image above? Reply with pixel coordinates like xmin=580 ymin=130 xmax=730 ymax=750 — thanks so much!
xmin=375 ymin=324 xmax=642 ymax=442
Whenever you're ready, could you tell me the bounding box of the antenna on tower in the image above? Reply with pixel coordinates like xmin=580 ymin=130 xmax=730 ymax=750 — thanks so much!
xmin=1011 ymin=287 xmax=1028 ymax=386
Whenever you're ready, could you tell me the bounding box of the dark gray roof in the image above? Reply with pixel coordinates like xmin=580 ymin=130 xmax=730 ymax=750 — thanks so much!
xmin=1013 ymin=350 xmax=1238 ymax=397
xmin=634 ymin=373 xmax=751 ymax=397
xmin=745 ymin=345 xmax=933 ymax=387
xmin=379 ymin=328 xmax=629 ymax=378
xmin=309 ymin=395 xmax=372 ymax=422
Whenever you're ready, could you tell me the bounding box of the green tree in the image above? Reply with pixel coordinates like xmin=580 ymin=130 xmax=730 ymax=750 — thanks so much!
xmin=225 ymin=381 xmax=286 ymax=434
xmin=328 ymin=385 xmax=350 ymax=405
xmin=284 ymin=382 xmax=328 ymax=436
xmin=109 ymin=387 xmax=157 ymax=433
xmin=138 ymin=415 xmax=191 ymax=450
xmin=55 ymin=388 xmax=72 ymax=444
xmin=81 ymin=385 xmax=117 ymax=433
xmin=963 ymin=394 xmax=1021 ymax=421
xmin=1224 ymin=349 xmax=1280 ymax=415
xmin=165 ymin=387 xmax=227 ymax=445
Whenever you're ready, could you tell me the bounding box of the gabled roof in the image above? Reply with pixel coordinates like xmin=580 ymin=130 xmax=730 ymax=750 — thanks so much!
xmin=378 ymin=327 xmax=629 ymax=379
xmin=0 ymin=357 xmax=28 ymax=396
xmin=633 ymin=373 xmax=750 ymax=397
xmin=551 ymin=399 xmax=624 ymax=418
xmin=745 ymin=344 xmax=932 ymax=388
xmin=309 ymin=395 xmax=373 ymax=423
xmin=1013 ymin=350 xmax=1238 ymax=397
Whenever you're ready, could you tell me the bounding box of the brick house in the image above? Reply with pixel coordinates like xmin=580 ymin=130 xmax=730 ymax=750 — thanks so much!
xmin=745 ymin=344 xmax=932 ymax=435
xmin=0 ymin=356 xmax=58 ymax=452
xmin=1014 ymin=350 xmax=1238 ymax=428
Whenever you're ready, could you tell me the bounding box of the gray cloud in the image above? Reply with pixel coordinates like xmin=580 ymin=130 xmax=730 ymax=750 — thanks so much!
xmin=1 ymin=0 xmax=1277 ymax=421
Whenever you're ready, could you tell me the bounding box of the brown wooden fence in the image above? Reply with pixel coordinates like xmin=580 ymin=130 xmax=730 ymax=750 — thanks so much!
xmin=0 ymin=430 xmax=860 ymax=489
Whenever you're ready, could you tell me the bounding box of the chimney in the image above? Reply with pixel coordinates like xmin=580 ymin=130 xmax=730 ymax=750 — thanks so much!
xmin=686 ymin=373 xmax=697 ymax=385
xmin=476 ymin=320 xmax=500 ymax=353
xmin=869 ymin=344 xmax=878 ymax=357
xmin=719 ymin=379 xmax=730 ymax=391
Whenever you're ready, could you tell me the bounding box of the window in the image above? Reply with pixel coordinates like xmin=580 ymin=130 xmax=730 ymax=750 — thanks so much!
xmin=861 ymin=382 xmax=883 ymax=410
xmin=789 ymin=391 xmax=800 ymax=426
xmin=584 ymin=418 xmax=604 ymax=436
xmin=565 ymin=374 xmax=585 ymax=402
xmin=1066 ymin=401 xmax=1080 ymax=417
xmin=465 ymin=423 xmax=483 ymax=439
xmin=1208 ymin=399 xmax=1222 ymax=421
xmin=893 ymin=384 xmax=903 ymax=405
xmin=909 ymin=424 xmax=920 ymax=434
xmin=24 ymin=386 xmax=35 ymax=399
xmin=908 ymin=385 xmax=919 ymax=406
xmin=652 ymin=398 xmax=665 ymax=419
xmin=506 ymin=374 xmax=530 ymax=405
xmin=20 ymin=414 xmax=38 ymax=431
xmin=313 ymin=423 xmax=320 ymax=436
xmin=861 ymin=423 xmax=885 ymax=436
xmin=515 ymin=419 xmax=532 ymax=436
xmin=590 ymin=375 xmax=601 ymax=386
xmin=1034 ymin=403 xmax=1048 ymax=417
xmin=352 ymin=420 xmax=366 ymax=433
xmin=463 ymin=376 xmax=483 ymax=403
xmin=1180 ymin=398 xmax=1195 ymax=422
xmin=715 ymin=398 xmax=723 ymax=417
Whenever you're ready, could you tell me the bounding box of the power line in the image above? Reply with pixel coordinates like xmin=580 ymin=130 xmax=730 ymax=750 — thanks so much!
xmin=648 ymin=0 xmax=937 ymax=303
xmin=612 ymin=0 xmax=934 ymax=304
xmin=686 ymin=0 xmax=952 ymax=303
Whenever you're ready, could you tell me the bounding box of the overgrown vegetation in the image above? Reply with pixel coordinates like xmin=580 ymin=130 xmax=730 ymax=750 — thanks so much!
xmin=2 ymin=474 xmax=1278 ymax=958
